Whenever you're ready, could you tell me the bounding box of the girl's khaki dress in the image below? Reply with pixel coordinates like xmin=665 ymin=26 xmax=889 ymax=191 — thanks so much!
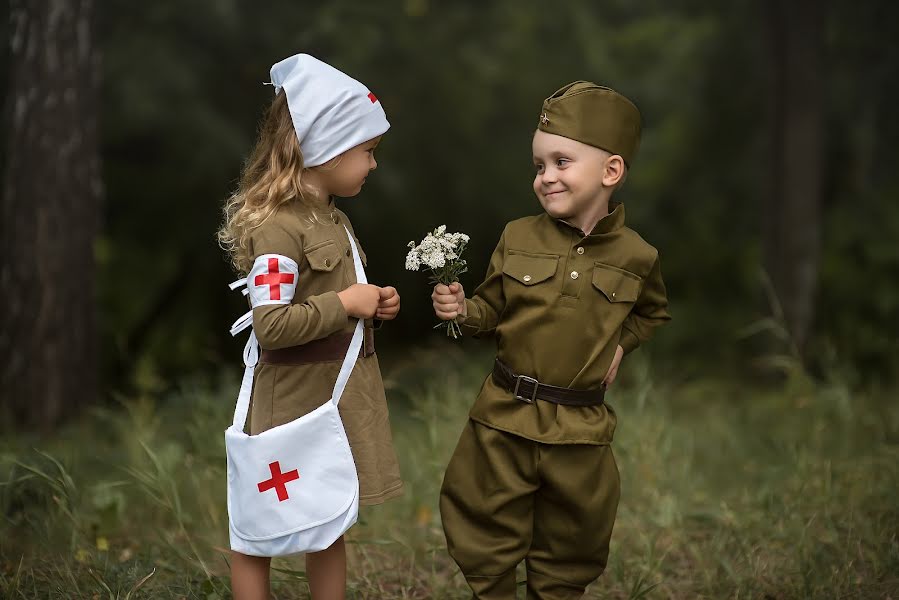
xmin=245 ymin=200 xmax=403 ymax=506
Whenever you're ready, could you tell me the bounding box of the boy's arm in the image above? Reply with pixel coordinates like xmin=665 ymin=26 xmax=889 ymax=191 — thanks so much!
xmin=456 ymin=226 xmax=507 ymax=338
xmin=618 ymin=256 xmax=671 ymax=355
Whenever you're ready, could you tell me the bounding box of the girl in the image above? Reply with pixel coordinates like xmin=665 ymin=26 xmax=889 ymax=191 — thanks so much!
xmin=217 ymin=54 xmax=404 ymax=600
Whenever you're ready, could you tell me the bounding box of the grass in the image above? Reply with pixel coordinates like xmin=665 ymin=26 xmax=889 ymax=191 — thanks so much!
xmin=1 ymin=343 xmax=897 ymax=599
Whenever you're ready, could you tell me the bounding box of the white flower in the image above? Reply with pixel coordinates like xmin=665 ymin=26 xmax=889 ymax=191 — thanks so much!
xmin=405 ymin=225 xmax=471 ymax=339
xmin=405 ymin=249 xmax=421 ymax=271
xmin=404 ymin=225 xmax=469 ymax=273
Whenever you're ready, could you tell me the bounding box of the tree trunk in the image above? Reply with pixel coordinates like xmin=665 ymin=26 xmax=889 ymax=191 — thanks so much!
xmin=763 ymin=0 xmax=824 ymax=359
xmin=0 ymin=0 xmax=102 ymax=429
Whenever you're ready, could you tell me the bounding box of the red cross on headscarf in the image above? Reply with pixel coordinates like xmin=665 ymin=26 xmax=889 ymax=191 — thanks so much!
xmin=367 ymin=92 xmax=378 ymax=103
xmin=254 ymin=258 xmax=295 ymax=301
xmin=257 ymin=461 xmax=300 ymax=502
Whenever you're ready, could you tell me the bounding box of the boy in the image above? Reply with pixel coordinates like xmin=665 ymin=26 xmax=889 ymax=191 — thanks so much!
xmin=432 ymin=81 xmax=671 ymax=599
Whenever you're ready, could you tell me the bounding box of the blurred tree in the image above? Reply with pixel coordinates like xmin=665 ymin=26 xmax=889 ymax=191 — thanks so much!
xmin=762 ymin=0 xmax=825 ymax=358
xmin=0 ymin=0 xmax=102 ymax=429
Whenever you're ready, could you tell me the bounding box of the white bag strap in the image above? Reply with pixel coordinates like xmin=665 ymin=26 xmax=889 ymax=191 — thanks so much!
xmin=228 ymin=225 xmax=368 ymax=430
xmin=330 ymin=226 xmax=366 ymax=404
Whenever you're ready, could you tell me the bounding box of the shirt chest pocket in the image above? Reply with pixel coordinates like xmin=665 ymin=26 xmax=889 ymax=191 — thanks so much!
xmin=592 ymin=263 xmax=642 ymax=303
xmin=304 ymin=240 xmax=343 ymax=272
xmin=502 ymin=252 xmax=559 ymax=285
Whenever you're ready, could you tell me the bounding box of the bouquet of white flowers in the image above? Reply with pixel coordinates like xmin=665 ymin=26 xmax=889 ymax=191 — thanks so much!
xmin=405 ymin=225 xmax=470 ymax=338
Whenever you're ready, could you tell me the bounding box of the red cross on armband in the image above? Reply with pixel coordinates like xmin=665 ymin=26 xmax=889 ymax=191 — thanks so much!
xmin=248 ymin=254 xmax=299 ymax=306
xmin=255 ymin=257 xmax=295 ymax=300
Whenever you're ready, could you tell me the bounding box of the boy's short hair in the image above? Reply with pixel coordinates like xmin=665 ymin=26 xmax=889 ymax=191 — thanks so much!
xmin=538 ymin=81 xmax=642 ymax=166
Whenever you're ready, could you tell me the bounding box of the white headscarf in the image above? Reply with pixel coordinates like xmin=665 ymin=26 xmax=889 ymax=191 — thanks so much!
xmin=270 ymin=54 xmax=390 ymax=167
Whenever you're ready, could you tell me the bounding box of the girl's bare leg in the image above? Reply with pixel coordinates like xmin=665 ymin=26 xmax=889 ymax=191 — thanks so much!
xmin=306 ymin=536 xmax=346 ymax=600
xmin=231 ymin=551 xmax=271 ymax=600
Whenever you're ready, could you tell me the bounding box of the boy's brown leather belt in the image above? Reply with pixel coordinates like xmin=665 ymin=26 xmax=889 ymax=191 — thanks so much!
xmin=260 ymin=328 xmax=375 ymax=365
xmin=492 ymin=358 xmax=606 ymax=406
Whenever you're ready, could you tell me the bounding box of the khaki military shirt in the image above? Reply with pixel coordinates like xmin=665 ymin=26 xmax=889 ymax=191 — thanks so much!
xmin=245 ymin=199 xmax=403 ymax=504
xmin=457 ymin=202 xmax=671 ymax=445
xmin=249 ymin=202 xmax=363 ymax=350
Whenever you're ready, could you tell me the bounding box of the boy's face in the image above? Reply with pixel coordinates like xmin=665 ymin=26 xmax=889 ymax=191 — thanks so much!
xmin=317 ymin=136 xmax=381 ymax=197
xmin=532 ymin=130 xmax=615 ymax=224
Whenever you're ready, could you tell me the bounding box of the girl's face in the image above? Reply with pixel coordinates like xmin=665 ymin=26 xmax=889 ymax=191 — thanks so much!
xmin=317 ymin=137 xmax=381 ymax=198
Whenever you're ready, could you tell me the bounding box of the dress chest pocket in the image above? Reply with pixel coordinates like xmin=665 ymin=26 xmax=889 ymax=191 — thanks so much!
xmin=591 ymin=263 xmax=642 ymax=303
xmin=304 ymin=240 xmax=343 ymax=272
xmin=502 ymin=252 xmax=559 ymax=286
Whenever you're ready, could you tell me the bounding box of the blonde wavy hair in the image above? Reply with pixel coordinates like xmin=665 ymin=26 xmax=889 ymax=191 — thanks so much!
xmin=218 ymin=92 xmax=327 ymax=274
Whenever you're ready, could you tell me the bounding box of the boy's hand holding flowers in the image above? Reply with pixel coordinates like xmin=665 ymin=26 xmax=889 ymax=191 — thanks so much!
xmin=405 ymin=225 xmax=470 ymax=338
xmin=432 ymin=282 xmax=466 ymax=320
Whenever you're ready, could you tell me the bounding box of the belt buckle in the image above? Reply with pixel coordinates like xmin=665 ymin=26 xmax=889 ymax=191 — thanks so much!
xmin=513 ymin=374 xmax=539 ymax=404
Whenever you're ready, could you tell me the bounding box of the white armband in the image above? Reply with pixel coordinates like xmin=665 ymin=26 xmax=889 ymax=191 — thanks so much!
xmin=248 ymin=254 xmax=299 ymax=307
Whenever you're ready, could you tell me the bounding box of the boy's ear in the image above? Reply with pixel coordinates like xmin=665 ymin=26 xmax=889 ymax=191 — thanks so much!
xmin=602 ymin=154 xmax=625 ymax=187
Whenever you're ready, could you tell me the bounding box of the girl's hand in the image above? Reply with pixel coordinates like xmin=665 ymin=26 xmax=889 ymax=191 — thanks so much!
xmin=338 ymin=283 xmax=382 ymax=319
xmin=602 ymin=345 xmax=625 ymax=388
xmin=432 ymin=282 xmax=466 ymax=320
xmin=376 ymin=286 xmax=401 ymax=320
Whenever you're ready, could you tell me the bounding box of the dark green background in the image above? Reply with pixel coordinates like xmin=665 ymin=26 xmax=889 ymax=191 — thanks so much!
xmin=87 ymin=0 xmax=898 ymax=393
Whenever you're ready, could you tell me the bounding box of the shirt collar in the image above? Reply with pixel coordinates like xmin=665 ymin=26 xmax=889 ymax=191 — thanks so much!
xmin=292 ymin=195 xmax=338 ymax=219
xmin=555 ymin=201 xmax=626 ymax=237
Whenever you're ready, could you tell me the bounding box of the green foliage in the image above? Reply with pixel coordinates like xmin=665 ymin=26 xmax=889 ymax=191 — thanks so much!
xmin=1 ymin=349 xmax=898 ymax=598
xmin=816 ymin=185 xmax=899 ymax=378
xmin=91 ymin=0 xmax=899 ymax=394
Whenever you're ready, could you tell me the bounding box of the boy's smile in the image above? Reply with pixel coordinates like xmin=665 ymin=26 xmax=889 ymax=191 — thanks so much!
xmin=532 ymin=130 xmax=624 ymax=234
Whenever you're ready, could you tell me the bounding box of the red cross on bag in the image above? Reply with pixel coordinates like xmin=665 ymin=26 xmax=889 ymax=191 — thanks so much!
xmin=257 ymin=461 xmax=300 ymax=502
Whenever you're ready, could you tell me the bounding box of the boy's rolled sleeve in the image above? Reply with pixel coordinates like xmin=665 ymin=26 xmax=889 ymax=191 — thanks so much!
xmin=620 ymin=256 xmax=670 ymax=355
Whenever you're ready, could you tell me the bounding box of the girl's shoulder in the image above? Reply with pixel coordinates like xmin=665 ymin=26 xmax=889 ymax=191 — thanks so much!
xmin=250 ymin=202 xmax=358 ymax=259
xmin=249 ymin=206 xmax=306 ymax=259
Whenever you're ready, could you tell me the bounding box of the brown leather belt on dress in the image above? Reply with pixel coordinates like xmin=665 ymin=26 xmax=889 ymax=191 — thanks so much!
xmin=260 ymin=328 xmax=375 ymax=365
xmin=491 ymin=358 xmax=605 ymax=406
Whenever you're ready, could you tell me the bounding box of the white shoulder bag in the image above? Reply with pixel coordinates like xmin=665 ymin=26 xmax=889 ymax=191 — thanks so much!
xmin=225 ymin=226 xmax=364 ymax=556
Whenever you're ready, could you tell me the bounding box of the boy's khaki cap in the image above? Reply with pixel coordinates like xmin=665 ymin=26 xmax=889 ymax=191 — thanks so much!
xmin=538 ymin=81 xmax=641 ymax=166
